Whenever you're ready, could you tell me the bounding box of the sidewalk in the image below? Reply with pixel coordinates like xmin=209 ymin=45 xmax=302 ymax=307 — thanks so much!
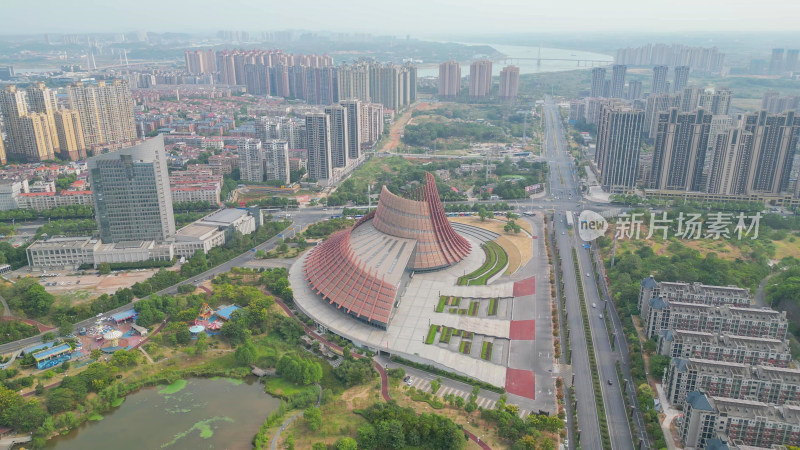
xmin=655 ymin=383 xmax=680 ymax=450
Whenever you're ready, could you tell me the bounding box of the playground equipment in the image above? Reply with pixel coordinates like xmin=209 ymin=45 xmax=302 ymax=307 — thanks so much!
xmin=198 ymin=302 xmax=213 ymax=320
xmin=103 ymin=330 xmax=123 ymax=347
xmin=189 ymin=325 xmax=205 ymax=336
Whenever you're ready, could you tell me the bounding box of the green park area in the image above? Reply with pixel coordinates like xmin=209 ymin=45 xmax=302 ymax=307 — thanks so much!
xmin=458 ymin=241 xmax=508 ymax=285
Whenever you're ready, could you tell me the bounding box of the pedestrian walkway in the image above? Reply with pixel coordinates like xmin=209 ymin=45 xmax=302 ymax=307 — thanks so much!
xmin=387 ymin=357 xmax=533 ymax=418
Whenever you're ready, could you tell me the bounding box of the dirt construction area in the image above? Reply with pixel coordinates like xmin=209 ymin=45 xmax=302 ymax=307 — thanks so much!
xmin=381 ymin=102 xmax=436 ymax=152
xmin=36 ymin=269 xmax=166 ymax=300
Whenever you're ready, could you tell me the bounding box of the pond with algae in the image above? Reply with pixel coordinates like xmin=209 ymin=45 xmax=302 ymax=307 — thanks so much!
xmin=46 ymin=377 xmax=279 ymax=449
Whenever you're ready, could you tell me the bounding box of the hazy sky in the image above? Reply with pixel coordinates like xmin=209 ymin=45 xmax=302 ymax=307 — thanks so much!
xmin=3 ymin=0 xmax=800 ymax=36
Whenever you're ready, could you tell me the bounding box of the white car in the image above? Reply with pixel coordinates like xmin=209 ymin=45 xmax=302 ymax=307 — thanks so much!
xmin=406 ymin=378 xmax=413 ymax=386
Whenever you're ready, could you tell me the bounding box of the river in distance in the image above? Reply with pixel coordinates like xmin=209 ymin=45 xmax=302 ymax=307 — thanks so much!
xmin=44 ymin=377 xmax=280 ymax=450
xmin=416 ymin=42 xmax=614 ymax=77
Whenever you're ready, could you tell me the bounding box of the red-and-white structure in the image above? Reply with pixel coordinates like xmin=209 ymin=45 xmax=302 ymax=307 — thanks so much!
xmin=303 ymin=173 xmax=470 ymax=329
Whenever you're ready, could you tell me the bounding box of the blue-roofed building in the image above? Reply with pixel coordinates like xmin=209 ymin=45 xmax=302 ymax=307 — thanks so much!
xmin=680 ymin=391 xmax=716 ymax=449
xmin=215 ymin=305 xmax=241 ymax=321
xmin=704 ymin=438 xmax=729 ymax=450
xmin=33 ymin=343 xmax=73 ymax=370
xmin=111 ymin=308 xmax=138 ymax=323
xmin=22 ymin=341 xmax=55 ymax=355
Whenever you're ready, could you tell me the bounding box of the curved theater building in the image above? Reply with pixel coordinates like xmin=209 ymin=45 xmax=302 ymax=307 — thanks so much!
xmin=303 ymin=172 xmax=470 ymax=329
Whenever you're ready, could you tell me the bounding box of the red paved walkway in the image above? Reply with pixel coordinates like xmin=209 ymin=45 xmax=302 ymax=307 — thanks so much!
xmin=513 ymin=277 xmax=535 ymax=297
xmin=505 ymin=368 xmax=536 ymax=400
xmin=509 ymin=320 xmax=536 ymax=340
xmin=1 ymin=316 xmax=56 ymax=333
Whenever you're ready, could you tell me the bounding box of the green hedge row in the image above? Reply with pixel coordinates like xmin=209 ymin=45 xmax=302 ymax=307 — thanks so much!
xmin=573 ymin=249 xmax=612 ymax=450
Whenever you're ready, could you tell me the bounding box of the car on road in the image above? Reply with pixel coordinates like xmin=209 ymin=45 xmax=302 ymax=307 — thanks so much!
xmin=586 ymin=273 xmax=590 ymax=277
xmin=599 ymin=314 xmax=603 ymax=319
xmin=607 ymin=379 xmax=613 ymax=386
xmin=592 ymin=303 xmax=596 ymax=308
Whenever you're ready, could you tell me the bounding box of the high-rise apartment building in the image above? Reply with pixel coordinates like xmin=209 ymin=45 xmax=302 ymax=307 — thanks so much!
xmin=673 ymin=66 xmax=690 ymax=93
xmin=743 ymin=110 xmax=800 ymax=194
xmin=305 ymin=113 xmax=332 ymax=182
xmin=770 ymin=48 xmax=785 ymax=75
xmin=706 ymin=111 xmax=800 ymax=196
xmin=237 ymin=138 xmax=265 ymax=182
xmin=698 ymin=88 xmax=732 ymax=115
xmin=1 ymin=86 xmax=30 ymax=160
xmin=0 ymin=134 xmax=5 ymax=165
xmin=88 ymin=135 xmax=175 ymax=243
xmin=337 ymin=63 xmax=371 ymax=102
xmin=761 ymin=92 xmax=800 ymax=114
xmin=595 ymin=102 xmax=644 ymax=192
xmin=616 ymin=44 xmax=724 ymax=74
xmin=339 ymin=99 xmax=362 ymax=160
xmin=652 ymin=65 xmax=669 ymax=94
xmin=244 ymin=63 xmax=270 ymax=96
xmin=184 ymin=49 xmax=217 ymax=74
xmin=786 ymin=49 xmax=799 ymax=72
xmin=26 ymin=82 xmax=60 ymax=153
xmin=438 ymin=61 xmax=461 ymax=98
xmin=679 ymin=87 xmax=703 ymax=112
xmin=336 ymin=62 xmax=415 ymax=111
xmin=263 ymin=140 xmax=290 ymax=184
xmin=0 ymin=86 xmax=56 ymax=162
xmin=53 ymin=109 xmax=86 ymax=161
xmin=645 ymin=93 xmax=681 ymax=138
xmin=498 ymin=65 xmax=520 ymax=100
xmin=707 ymin=128 xmax=754 ymax=195
xmin=324 ymin=104 xmax=349 ymax=168
xmin=369 ymin=63 xmax=416 ymax=111
xmin=303 ymin=67 xmax=336 ymax=106
xmin=650 ymin=108 xmax=711 ymax=191
xmin=469 ymin=60 xmax=493 ymax=98
xmin=627 ymin=80 xmax=642 ymax=100
xmin=67 ymin=80 xmax=136 ymax=152
xmin=590 ymin=67 xmax=606 ymax=97
xmin=610 ymin=64 xmax=627 ymax=98
xmin=360 ymin=102 xmax=384 ymax=146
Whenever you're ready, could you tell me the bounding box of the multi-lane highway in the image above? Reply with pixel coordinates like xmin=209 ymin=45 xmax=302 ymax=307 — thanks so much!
xmin=0 ymin=208 xmax=333 ymax=355
xmin=540 ymin=96 xmax=636 ymax=450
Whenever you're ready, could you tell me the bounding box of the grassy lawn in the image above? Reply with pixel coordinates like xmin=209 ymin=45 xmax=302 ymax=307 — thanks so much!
xmin=263 ymin=377 xmax=317 ymax=398
xmin=488 ymin=298 xmax=497 ymax=316
xmin=439 ymin=327 xmax=453 ymax=344
xmin=481 ymin=342 xmax=493 ymax=360
xmin=54 ymin=289 xmax=93 ymax=307
xmin=449 ymin=216 xmax=532 ymax=274
xmin=773 ymin=237 xmax=800 ymax=260
xmin=279 ymin=385 xmax=374 ymax=449
xmin=425 ymin=325 xmax=439 ymax=344
xmin=463 ymin=241 xmax=508 ymax=285
xmin=436 ymin=295 xmax=447 ymax=312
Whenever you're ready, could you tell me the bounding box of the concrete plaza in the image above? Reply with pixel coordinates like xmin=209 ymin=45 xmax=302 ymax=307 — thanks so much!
xmin=289 ymin=217 xmax=556 ymax=413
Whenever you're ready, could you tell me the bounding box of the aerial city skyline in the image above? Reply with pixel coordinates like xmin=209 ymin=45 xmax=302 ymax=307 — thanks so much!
xmin=0 ymin=7 xmax=800 ymax=449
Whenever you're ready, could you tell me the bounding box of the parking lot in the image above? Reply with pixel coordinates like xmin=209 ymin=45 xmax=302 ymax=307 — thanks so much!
xmin=12 ymin=269 xmax=167 ymax=298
